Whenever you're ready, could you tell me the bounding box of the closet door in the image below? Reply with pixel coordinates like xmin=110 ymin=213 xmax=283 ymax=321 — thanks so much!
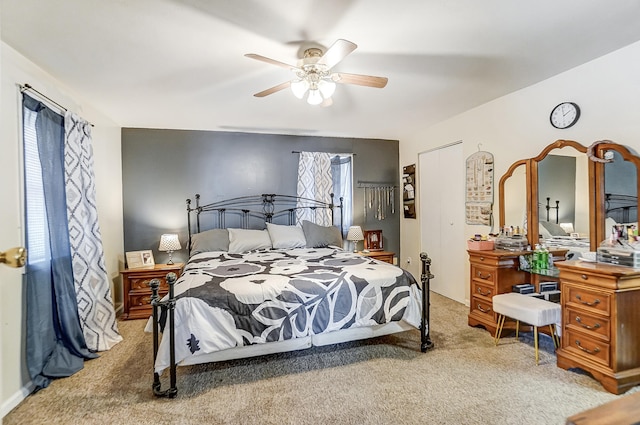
xmin=419 ymin=142 xmax=466 ymax=303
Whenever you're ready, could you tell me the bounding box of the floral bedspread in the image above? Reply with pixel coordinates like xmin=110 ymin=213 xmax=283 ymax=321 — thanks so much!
xmin=154 ymin=248 xmax=422 ymax=373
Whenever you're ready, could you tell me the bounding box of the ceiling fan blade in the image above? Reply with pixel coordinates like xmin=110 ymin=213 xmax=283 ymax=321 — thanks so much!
xmin=317 ymin=39 xmax=357 ymax=69
xmin=332 ymin=72 xmax=388 ymax=88
xmin=245 ymin=54 xmax=299 ymax=71
xmin=253 ymin=81 xmax=291 ymax=97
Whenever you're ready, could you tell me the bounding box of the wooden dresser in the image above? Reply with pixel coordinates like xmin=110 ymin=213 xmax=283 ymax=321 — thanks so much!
xmin=467 ymin=249 xmax=529 ymax=336
xmin=120 ymin=263 xmax=183 ymax=320
xmin=555 ymin=260 xmax=640 ymax=394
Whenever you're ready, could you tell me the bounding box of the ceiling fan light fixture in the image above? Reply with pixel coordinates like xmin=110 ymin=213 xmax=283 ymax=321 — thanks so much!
xmin=290 ymin=79 xmax=309 ymax=99
xmin=307 ymin=89 xmax=323 ymax=105
xmin=318 ymin=79 xmax=336 ymax=99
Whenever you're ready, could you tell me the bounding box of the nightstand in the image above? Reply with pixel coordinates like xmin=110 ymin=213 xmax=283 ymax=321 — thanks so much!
xmin=360 ymin=250 xmax=395 ymax=264
xmin=120 ymin=263 xmax=183 ymax=320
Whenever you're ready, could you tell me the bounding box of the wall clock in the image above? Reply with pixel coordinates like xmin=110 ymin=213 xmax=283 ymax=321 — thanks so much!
xmin=550 ymin=102 xmax=580 ymax=129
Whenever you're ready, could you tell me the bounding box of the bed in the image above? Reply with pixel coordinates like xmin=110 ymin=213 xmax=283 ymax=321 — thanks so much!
xmin=148 ymin=193 xmax=433 ymax=398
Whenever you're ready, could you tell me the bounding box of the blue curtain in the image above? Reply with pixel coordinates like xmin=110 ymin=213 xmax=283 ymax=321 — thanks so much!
xmin=23 ymin=94 xmax=97 ymax=391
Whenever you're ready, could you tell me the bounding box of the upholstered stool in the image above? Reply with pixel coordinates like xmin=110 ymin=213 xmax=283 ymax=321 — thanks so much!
xmin=492 ymin=292 xmax=561 ymax=365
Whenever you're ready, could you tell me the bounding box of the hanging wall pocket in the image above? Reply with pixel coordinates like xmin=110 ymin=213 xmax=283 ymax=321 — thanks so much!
xmin=465 ymin=150 xmax=494 ymax=225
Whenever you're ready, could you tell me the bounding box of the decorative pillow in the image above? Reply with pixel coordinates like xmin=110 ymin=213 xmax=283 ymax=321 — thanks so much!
xmin=539 ymin=221 xmax=568 ymax=237
xmin=228 ymin=228 xmax=273 ymax=254
xmin=266 ymin=223 xmax=307 ymax=249
xmin=190 ymin=228 xmax=229 ymax=254
xmin=301 ymin=220 xmax=343 ymax=248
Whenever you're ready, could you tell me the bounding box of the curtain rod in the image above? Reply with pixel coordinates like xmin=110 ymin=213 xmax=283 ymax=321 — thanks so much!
xmin=20 ymin=83 xmax=94 ymax=127
xmin=291 ymin=150 xmax=356 ymax=156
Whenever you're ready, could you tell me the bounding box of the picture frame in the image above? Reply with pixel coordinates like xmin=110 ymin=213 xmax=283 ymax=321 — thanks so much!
xmin=364 ymin=230 xmax=383 ymax=251
xmin=126 ymin=250 xmax=155 ymax=269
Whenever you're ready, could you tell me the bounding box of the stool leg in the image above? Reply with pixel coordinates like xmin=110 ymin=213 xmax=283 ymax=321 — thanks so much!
xmin=495 ymin=314 xmax=505 ymax=346
xmin=534 ymin=326 xmax=539 ymax=365
xmin=515 ymin=320 xmax=519 ymax=339
xmin=548 ymin=324 xmax=558 ymax=349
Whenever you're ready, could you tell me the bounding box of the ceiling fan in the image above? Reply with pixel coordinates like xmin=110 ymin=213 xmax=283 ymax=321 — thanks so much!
xmin=245 ymin=39 xmax=388 ymax=106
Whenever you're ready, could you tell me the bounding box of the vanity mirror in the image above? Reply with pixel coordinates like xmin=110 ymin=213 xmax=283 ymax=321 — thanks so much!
xmin=592 ymin=141 xmax=640 ymax=245
xmin=500 ymin=139 xmax=640 ymax=252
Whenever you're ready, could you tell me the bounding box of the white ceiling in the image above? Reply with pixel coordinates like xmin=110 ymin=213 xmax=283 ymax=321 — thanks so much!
xmin=3 ymin=0 xmax=640 ymax=140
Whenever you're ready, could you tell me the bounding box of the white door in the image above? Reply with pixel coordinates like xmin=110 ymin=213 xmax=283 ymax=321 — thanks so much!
xmin=419 ymin=142 xmax=466 ymax=303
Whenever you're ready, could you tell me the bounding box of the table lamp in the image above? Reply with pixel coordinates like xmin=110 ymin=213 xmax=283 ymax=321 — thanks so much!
xmin=346 ymin=226 xmax=364 ymax=253
xmin=159 ymin=234 xmax=181 ymax=265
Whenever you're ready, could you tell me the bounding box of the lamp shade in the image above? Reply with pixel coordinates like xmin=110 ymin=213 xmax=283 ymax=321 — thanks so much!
xmin=346 ymin=226 xmax=364 ymax=242
xmin=159 ymin=234 xmax=181 ymax=252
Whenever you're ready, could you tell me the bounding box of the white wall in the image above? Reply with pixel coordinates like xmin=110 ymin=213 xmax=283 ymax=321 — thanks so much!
xmin=0 ymin=43 xmax=123 ymax=416
xmin=400 ymin=40 xmax=640 ymax=303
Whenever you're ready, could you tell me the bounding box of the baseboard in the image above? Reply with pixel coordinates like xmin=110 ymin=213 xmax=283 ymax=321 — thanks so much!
xmin=1 ymin=381 xmax=34 ymax=418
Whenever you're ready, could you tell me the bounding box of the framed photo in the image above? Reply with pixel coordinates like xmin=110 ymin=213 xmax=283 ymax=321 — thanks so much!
xmin=364 ymin=230 xmax=383 ymax=251
xmin=126 ymin=250 xmax=155 ymax=269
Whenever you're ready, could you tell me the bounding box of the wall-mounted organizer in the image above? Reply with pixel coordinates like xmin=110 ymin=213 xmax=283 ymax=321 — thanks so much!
xmin=402 ymin=164 xmax=416 ymax=219
xmin=465 ymin=150 xmax=494 ymax=225
xmin=357 ymin=181 xmax=396 ymax=221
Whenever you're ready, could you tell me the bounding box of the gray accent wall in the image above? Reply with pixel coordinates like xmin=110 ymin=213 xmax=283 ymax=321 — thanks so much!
xmin=121 ymin=129 xmax=400 ymax=265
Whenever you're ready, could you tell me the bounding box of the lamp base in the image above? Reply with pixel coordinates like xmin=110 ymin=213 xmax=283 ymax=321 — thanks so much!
xmin=166 ymin=251 xmax=174 ymax=265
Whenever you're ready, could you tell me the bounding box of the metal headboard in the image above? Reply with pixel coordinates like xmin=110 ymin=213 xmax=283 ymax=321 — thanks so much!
xmin=186 ymin=193 xmax=343 ymax=256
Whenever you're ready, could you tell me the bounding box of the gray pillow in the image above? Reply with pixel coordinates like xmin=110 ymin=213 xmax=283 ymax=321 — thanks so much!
xmin=302 ymin=220 xmax=343 ymax=248
xmin=190 ymin=229 xmax=229 ymax=254
xmin=540 ymin=221 xmax=568 ymax=237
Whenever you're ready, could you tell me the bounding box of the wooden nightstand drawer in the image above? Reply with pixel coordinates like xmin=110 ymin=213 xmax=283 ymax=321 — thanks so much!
xmin=360 ymin=251 xmax=395 ymax=264
xmin=128 ymin=275 xmax=169 ymax=291
xmin=121 ymin=263 xmax=183 ymax=320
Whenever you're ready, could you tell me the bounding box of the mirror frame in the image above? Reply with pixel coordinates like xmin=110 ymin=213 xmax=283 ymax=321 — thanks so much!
xmin=499 ymin=139 xmax=595 ymax=249
xmin=529 ymin=140 xmax=591 ymax=250
xmin=592 ymin=141 xmax=640 ymax=246
xmin=498 ymin=158 xmax=531 ymax=237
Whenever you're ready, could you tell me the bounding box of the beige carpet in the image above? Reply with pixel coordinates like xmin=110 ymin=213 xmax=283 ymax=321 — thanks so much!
xmin=5 ymin=292 xmax=635 ymax=425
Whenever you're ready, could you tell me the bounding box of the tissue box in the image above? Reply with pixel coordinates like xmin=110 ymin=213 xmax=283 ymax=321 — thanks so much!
xmin=467 ymin=240 xmax=495 ymax=251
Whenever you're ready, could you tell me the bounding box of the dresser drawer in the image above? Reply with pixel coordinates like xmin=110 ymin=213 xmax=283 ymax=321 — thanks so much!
xmin=565 ymin=307 xmax=610 ymax=341
xmin=564 ymin=284 xmax=611 ymax=316
xmin=561 ymin=269 xmax=620 ymax=290
xmin=470 ymin=295 xmax=494 ymax=319
xmin=471 ymin=280 xmax=494 ymax=298
xmin=564 ymin=328 xmax=610 ymax=367
xmin=471 ymin=265 xmax=496 ymax=285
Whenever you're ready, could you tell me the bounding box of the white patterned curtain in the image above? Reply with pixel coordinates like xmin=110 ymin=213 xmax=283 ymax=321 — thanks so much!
xmin=64 ymin=112 xmax=122 ymax=351
xmin=296 ymin=152 xmax=333 ymax=226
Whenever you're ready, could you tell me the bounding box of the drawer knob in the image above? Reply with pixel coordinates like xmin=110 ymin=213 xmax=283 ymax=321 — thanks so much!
xmin=477 ymin=272 xmax=492 ymax=280
xmin=575 ymin=316 xmax=601 ymax=330
xmin=476 ymin=287 xmax=491 ymax=296
xmin=479 ymin=257 xmax=485 ymax=261
xmin=575 ymin=294 xmax=601 ymax=306
xmin=575 ymin=339 xmax=600 ymax=354
xmin=581 ymin=274 xmax=588 ymax=280
xmin=476 ymin=303 xmax=492 ymax=313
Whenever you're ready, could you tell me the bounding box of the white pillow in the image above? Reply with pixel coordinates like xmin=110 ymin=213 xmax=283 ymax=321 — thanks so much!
xmin=228 ymin=228 xmax=273 ymax=254
xmin=266 ymin=223 xmax=307 ymax=249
